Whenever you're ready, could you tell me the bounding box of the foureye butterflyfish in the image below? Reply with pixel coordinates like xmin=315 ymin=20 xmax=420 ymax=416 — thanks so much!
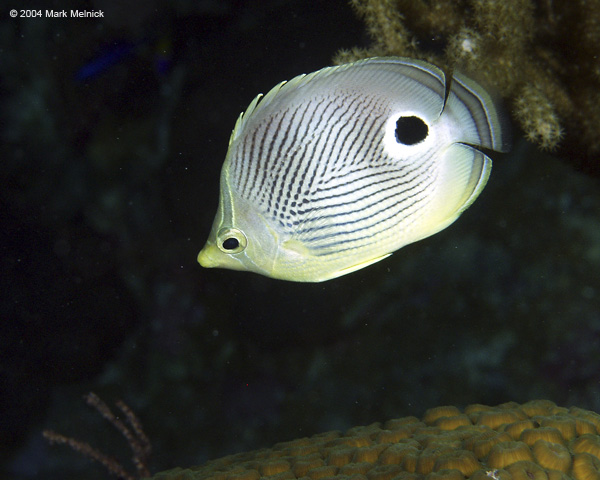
xmin=198 ymin=57 xmax=510 ymax=282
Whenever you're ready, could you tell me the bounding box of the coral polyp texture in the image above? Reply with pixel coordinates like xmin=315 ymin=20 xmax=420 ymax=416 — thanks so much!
xmin=150 ymin=400 xmax=600 ymax=480
xmin=335 ymin=0 xmax=600 ymax=170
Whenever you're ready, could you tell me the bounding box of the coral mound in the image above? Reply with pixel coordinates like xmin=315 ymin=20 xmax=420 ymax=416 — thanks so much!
xmin=150 ymin=400 xmax=600 ymax=480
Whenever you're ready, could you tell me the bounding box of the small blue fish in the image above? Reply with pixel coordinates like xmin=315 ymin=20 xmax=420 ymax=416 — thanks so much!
xmin=75 ymin=36 xmax=172 ymax=82
xmin=198 ymin=57 xmax=510 ymax=282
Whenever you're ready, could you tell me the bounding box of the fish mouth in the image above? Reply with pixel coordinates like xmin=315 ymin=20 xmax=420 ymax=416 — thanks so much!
xmin=197 ymin=244 xmax=219 ymax=268
xmin=197 ymin=242 xmax=259 ymax=274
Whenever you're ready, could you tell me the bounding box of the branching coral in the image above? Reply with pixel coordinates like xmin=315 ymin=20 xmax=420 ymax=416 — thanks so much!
xmin=43 ymin=392 xmax=151 ymax=480
xmin=335 ymin=0 xmax=600 ymax=171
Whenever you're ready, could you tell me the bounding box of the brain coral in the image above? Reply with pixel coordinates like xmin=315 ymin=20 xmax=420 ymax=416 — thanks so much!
xmin=150 ymin=400 xmax=600 ymax=480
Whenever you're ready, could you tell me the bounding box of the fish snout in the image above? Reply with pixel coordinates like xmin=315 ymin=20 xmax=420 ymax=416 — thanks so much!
xmin=197 ymin=244 xmax=220 ymax=268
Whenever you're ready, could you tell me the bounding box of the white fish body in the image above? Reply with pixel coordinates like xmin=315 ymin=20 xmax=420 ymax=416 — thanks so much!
xmin=198 ymin=57 xmax=510 ymax=282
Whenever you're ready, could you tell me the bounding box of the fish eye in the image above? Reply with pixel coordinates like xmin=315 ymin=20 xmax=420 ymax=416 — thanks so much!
xmin=216 ymin=227 xmax=247 ymax=254
xmin=395 ymin=116 xmax=429 ymax=145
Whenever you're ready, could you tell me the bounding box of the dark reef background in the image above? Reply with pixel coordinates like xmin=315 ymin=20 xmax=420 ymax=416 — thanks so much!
xmin=1 ymin=1 xmax=599 ymax=479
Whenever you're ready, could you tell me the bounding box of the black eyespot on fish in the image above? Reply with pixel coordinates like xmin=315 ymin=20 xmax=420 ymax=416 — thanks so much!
xmin=222 ymin=237 xmax=240 ymax=250
xmin=395 ymin=116 xmax=428 ymax=145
